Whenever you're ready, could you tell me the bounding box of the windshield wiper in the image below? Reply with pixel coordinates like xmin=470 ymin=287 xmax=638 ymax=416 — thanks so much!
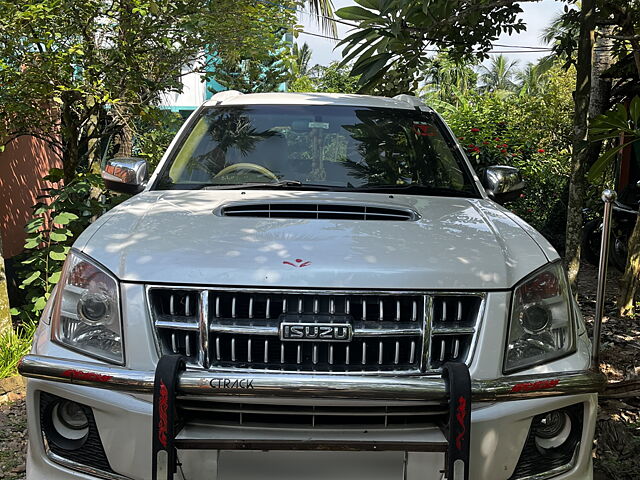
xmin=350 ymin=184 xmax=477 ymax=197
xmin=199 ymin=180 xmax=333 ymax=191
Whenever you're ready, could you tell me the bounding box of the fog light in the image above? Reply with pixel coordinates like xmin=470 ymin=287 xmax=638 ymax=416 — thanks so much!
xmin=55 ymin=400 xmax=89 ymax=431
xmin=510 ymin=404 xmax=583 ymax=479
xmin=44 ymin=399 xmax=89 ymax=449
xmin=519 ymin=304 xmax=551 ymax=334
xmin=533 ymin=411 xmax=571 ymax=449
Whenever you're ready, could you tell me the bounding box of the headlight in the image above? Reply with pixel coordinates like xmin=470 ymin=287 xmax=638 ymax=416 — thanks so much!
xmin=505 ymin=262 xmax=575 ymax=373
xmin=51 ymin=251 xmax=123 ymax=364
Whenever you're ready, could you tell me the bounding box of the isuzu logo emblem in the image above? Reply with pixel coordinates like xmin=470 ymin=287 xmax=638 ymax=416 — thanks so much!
xmin=280 ymin=323 xmax=352 ymax=342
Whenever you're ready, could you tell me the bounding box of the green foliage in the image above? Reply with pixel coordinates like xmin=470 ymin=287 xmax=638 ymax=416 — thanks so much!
xmin=213 ymin=52 xmax=294 ymax=94
xmin=13 ymin=170 xmax=124 ymax=322
xmin=335 ymin=0 xmax=528 ymax=92
xmin=0 ymin=320 xmax=36 ymax=378
xmin=420 ymin=53 xmax=478 ymax=107
xmin=289 ymin=62 xmax=361 ymax=93
xmin=588 ymin=97 xmax=640 ymax=182
xmin=0 ymin=0 xmax=299 ymax=182
xmin=132 ymin=108 xmax=185 ymax=171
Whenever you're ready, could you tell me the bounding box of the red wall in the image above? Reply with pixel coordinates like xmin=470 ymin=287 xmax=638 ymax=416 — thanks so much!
xmin=0 ymin=136 xmax=62 ymax=258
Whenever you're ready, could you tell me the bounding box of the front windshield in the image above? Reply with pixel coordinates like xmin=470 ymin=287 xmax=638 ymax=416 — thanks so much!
xmin=154 ymin=104 xmax=478 ymax=195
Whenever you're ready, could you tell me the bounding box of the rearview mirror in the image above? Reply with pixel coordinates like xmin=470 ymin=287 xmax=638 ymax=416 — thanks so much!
xmin=102 ymin=157 xmax=148 ymax=194
xmin=482 ymin=165 xmax=525 ymax=204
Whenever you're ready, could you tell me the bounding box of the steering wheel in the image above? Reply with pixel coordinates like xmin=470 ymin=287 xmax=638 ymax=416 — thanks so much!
xmin=214 ymin=163 xmax=278 ymax=181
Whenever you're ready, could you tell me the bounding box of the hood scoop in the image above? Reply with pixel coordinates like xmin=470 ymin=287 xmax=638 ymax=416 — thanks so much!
xmin=217 ymin=202 xmax=418 ymax=221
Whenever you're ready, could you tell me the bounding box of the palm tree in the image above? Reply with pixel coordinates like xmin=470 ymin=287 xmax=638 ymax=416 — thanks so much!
xmin=478 ymin=55 xmax=519 ymax=93
xmin=421 ymin=53 xmax=477 ymax=107
xmin=293 ymin=42 xmax=312 ymax=76
xmin=516 ymin=62 xmax=549 ymax=96
xmin=305 ymin=0 xmax=337 ymax=37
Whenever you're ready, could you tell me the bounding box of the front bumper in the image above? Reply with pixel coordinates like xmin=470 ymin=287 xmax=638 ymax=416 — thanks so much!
xmin=21 ymin=354 xmax=603 ymax=480
xmin=19 ymin=354 xmax=605 ymax=402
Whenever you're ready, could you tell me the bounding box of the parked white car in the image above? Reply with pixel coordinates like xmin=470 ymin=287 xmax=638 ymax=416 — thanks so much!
xmin=20 ymin=91 xmax=604 ymax=480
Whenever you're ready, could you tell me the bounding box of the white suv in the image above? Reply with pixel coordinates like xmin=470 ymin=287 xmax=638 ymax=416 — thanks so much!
xmin=20 ymin=92 xmax=604 ymax=480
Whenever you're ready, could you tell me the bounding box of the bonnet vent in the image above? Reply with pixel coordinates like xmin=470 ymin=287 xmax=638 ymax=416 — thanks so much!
xmin=219 ymin=203 xmax=418 ymax=221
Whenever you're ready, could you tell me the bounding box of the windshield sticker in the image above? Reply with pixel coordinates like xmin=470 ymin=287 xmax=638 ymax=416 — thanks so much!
xmin=308 ymin=121 xmax=329 ymax=129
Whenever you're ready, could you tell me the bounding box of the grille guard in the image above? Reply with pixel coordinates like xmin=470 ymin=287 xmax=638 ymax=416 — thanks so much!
xmin=19 ymin=354 xmax=605 ymax=480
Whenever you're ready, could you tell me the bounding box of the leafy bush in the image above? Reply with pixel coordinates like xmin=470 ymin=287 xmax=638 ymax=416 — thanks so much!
xmin=12 ymin=169 xmax=124 ymax=324
xmin=0 ymin=320 xmax=36 ymax=378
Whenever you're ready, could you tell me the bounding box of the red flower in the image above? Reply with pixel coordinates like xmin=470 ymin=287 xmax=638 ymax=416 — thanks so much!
xmin=482 ymin=141 xmax=488 ymax=145
xmin=500 ymin=149 xmax=507 ymax=153
xmin=458 ymin=137 xmax=465 ymax=140
xmin=472 ymin=147 xmax=480 ymax=152
xmin=468 ymin=144 xmax=475 ymax=149
xmin=494 ymin=137 xmax=501 ymax=141
xmin=470 ymin=128 xmax=480 ymax=132
xmin=537 ymin=149 xmax=545 ymax=153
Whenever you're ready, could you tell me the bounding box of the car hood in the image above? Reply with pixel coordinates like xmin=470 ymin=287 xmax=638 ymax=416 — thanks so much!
xmin=76 ymin=190 xmax=557 ymax=290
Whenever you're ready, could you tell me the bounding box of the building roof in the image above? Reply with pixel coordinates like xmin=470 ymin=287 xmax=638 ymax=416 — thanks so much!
xmin=204 ymin=91 xmax=430 ymax=111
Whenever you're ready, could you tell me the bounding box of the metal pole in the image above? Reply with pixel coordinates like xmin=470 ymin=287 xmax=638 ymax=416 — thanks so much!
xmin=592 ymin=189 xmax=617 ymax=369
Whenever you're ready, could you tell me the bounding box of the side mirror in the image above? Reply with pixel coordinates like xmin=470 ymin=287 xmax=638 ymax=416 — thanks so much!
xmin=102 ymin=157 xmax=148 ymax=194
xmin=482 ymin=165 xmax=525 ymax=204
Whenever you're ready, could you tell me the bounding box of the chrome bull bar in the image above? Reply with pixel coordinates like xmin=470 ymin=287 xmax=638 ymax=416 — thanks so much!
xmin=19 ymin=354 xmax=605 ymax=402
xmin=20 ymin=353 xmax=605 ymax=480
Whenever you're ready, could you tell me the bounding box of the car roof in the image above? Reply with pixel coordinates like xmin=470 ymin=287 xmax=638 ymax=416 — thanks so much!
xmin=203 ymin=91 xmax=431 ymax=111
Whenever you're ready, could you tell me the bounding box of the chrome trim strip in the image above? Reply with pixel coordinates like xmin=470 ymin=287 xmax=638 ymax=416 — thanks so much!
xmin=203 ymin=323 xmax=423 ymax=337
xmin=46 ymin=447 xmax=131 ymax=480
xmin=431 ymin=327 xmax=475 ymax=335
xmin=20 ymin=354 xmax=606 ymax=402
xmin=513 ymin=443 xmax=580 ymax=480
xmin=198 ymin=291 xmax=209 ymax=368
xmin=421 ymin=295 xmax=433 ymax=370
xmin=155 ymin=320 xmax=199 ymax=331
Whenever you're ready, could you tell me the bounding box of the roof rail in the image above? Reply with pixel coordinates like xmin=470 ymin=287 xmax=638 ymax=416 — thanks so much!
xmin=209 ymin=90 xmax=244 ymax=104
xmin=393 ymin=94 xmax=432 ymax=111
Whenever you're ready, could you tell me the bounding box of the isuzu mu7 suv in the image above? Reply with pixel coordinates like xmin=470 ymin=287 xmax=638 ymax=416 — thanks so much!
xmin=20 ymin=91 xmax=605 ymax=480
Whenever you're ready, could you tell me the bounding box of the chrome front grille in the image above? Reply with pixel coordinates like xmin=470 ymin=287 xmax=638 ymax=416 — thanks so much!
xmin=148 ymin=288 xmax=483 ymax=373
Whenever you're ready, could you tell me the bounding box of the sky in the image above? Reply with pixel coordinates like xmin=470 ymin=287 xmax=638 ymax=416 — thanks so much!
xmin=298 ymin=0 xmax=564 ymax=69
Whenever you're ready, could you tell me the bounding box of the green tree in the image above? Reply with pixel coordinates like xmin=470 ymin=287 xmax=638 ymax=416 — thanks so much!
xmin=293 ymin=42 xmax=313 ymax=76
xmin=516 ymin=62 xmax=550 ymax=96
xmin=420 ymin=53 xmax=477 ymax=107
xmin=0 ymin=0 xmax=297 ymax=184
xmin=213 ymin=52 xmax=294 ymax=94
xmin=479 ymin=55 xmax=520 ymax=94
xmin=314 ymin=62 xmax=361 ymax=93
xmin=335 ymin=0 xmax=533 ymax=94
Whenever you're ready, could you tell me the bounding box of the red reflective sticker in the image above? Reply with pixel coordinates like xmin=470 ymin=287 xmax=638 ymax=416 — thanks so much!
xmin=157 ymin=380 xmax=169 ymax=448
xmin=455 ymin=395 xmax=467 ymax=450
xmin=62 ymin=369 xmax=112 ymax=383
xmin=511 ymin=379 xmax=560 ymax=393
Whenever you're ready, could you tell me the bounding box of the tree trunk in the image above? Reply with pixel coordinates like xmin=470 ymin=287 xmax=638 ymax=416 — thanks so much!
xmin=564 ymin=0 xmax=596 ymax=290
xmin=617 ymin=31 xmax=640 ymax=317
xmin=0 ymin=232 xmax=12 ymax=335
xmin=618 ymin=212 xmax=640 ymax=316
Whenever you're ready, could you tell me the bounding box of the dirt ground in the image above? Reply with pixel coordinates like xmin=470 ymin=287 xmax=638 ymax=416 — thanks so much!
xmin=0 ymin=262 xmax=637 ymax=479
